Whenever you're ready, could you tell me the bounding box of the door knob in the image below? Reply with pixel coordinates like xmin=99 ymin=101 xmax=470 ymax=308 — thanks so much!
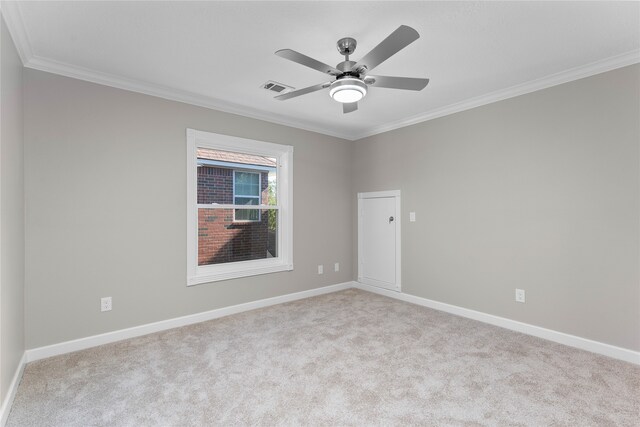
xmin=389 ymin=216 xmax=394 ymax=223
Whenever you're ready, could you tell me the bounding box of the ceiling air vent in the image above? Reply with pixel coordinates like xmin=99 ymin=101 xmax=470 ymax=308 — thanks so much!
xmin=262 ymin=81 xmax=294 ymax=94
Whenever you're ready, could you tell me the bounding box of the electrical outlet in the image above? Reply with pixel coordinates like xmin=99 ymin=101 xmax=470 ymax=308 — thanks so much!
xmin=515 ymin=289 xmax=525 ymax=303
xmin=334 ymin=262 xmax=340 ymax=272
xmin=101 ymin=296 xmax=112 ymax=312
xmin=317 ymin=265 xmax=323 ymax=275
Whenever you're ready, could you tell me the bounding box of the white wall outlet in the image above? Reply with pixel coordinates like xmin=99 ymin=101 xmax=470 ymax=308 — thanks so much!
xmin=317 ymin=265 xmax=323 ymax=275
xmin=515 ymin=289 xmax=525 ymax=303
xmin=334 ymin=262 xmax=340 ymax=272
xmin=409 ymin=212 xmax=416 ymax=222
xmin=101 ymin=296 xmax=112 ymax=312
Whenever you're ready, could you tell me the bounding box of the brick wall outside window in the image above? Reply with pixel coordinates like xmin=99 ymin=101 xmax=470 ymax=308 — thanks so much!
xmin=197 ymin=165 xmax=272 ymax=265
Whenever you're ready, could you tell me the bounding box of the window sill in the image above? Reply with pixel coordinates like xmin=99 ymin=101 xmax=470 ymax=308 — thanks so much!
xmin=187 ymin=262 xmax=293 ymax=286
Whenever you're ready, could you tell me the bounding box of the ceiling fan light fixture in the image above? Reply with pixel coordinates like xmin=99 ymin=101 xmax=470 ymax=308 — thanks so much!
xmin=329 ymin=78 xmax=367 ymax=103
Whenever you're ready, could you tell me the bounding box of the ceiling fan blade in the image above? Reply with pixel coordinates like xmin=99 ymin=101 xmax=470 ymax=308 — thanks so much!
xmin=343 ymin=102 xmax=358 ymax=114
xmin=352 ymin=25 xmax=420 ymax=73
xmin=275 ymin=49 xmax=341 ymax=76
xmin=274 ymin=82 xmax=330 ymax=101
xmin=366 ymin=75 xmax=429 ymax=91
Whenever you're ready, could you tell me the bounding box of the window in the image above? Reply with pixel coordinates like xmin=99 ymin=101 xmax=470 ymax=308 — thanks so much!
xmin=233 ymin=171 xmax=260 ymax=222
xmin=187 ymin=129 xmax=293 ymax=285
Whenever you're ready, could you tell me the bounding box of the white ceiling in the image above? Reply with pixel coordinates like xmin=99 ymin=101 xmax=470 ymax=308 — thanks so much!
xmin=3 ymin=1 xmax=639 ymax=140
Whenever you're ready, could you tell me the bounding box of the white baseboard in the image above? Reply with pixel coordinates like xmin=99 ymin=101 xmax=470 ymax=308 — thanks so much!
xmin=353 ymin=282 xmax=640 ymax=365
xmin=11 ymin=279 xmax=637 ymax=427
xmin=0 ymin=352 xmax=26 ymax=427
xmin=5 ymin=279 xmax=638 ymax=425
xmin=22 ymin=279 xmax=640 ymax=366
xmin=26 ymin=281 xmax=355 ymax=363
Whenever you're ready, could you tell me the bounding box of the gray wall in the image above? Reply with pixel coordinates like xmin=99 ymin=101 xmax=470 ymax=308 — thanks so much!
xmin=24 ymin=69 xmax=352 ymax=349
xmin=0 ymin=15 xmax=25 ymax=400
xmin=20 ymin=59 xmax=640 ymax=353
xmin=352 ymin=64 xmax=640 ymax=351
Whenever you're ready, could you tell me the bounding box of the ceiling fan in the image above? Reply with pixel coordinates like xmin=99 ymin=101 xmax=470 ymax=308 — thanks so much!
xmin=272 ymin=25 xmax=429 ymax=114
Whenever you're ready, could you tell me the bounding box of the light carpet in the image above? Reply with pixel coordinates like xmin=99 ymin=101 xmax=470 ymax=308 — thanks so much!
xmin=7 ymin=289 xmax=640 ymax=426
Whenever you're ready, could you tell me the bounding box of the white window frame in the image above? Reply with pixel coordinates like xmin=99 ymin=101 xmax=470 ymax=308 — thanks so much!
xmin=187 ymin=128 xmax=293 ymax=285
xmin=232 ymin=170 xmax=261 ymax=222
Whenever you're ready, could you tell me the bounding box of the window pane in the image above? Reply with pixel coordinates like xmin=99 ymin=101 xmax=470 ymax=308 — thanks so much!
xmin=235 ymin=172 xmax=260 ymax=197
xmin=235 ymin=184 xmax=259 ymax=196
xmin=234 ymin=197 xmax=259 ymax=206
xmin=198 ymin=208 xmax=278 ymax=266
xmin=235 ymin=208 xmax=260 ymax=221
xmin=234 ymin=196 xmax=259 ymax=221
xmin=235 ymin=172 xmax=259 ymax=185
xmin=196 ymin=148 xmax=276 ymax=205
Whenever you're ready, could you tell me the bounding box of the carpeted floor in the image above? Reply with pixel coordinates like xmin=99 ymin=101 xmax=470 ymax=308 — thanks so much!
xmin=7 ymin=289 xmax=640 ymax=426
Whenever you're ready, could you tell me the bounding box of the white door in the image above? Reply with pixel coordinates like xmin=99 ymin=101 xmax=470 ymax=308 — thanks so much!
xmin=358 ymin=191 xmax=401 ymax=291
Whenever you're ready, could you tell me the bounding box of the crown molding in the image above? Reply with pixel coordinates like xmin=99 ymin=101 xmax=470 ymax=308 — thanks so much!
xmin=351 ymin=49 xmax=640 ymax=140
xmin=23 ymin=49 xmax=639 ymax=142
xmin=1 ymin=2 xmax=355 ymax=140
xmin=2 ymin=2 xmax=638 ymax=142
xmin=1 ymin=0 xmax=33 ymax=64
xmin=23 ymin=55 xmax=356 ymax=140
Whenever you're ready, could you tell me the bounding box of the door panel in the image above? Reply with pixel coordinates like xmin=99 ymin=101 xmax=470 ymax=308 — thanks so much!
xmin=359 ymin=195 xmax=398 ymax=290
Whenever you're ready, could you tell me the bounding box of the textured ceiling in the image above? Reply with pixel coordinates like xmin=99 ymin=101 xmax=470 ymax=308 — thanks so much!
xmin=4 ymin=1 xmax=639 ymax=140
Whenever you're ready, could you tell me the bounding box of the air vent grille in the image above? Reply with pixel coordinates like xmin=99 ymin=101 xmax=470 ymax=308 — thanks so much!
xmin=262 ymin=81 xmax=294 ymax=94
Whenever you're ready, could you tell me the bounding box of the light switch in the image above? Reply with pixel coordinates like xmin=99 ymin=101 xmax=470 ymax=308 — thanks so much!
xmin=409 ymin=212 xmax=416 ymax=222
